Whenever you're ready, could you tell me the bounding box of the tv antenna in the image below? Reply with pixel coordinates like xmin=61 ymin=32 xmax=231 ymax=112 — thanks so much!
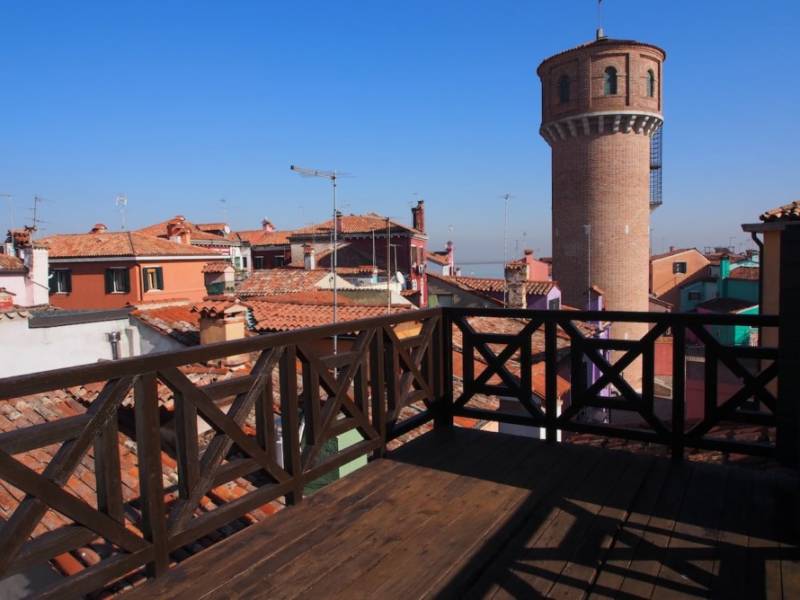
xmin=500 ymin=193 xmax=514 ymax=306
xmin=290 ymin=164 xmax=353 ymax=356
xmin=29 ymin=196 xmax=49 ymax=234
xmin=115 ymin=194 xmax=128 ymax=230
xmin=596 ymin=0 xmax=606 ymax=39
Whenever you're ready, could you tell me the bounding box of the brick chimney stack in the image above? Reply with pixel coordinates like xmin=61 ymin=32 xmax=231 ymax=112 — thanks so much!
xmin=504 ymin=264 xmax=527 ymax=309
xmin=261 ymin=218 xmax=275 ymax=232
xmin=195 ymin=300 xmax=249 ymax=366
xmin=90 ymin=224 xmax=108 ymax=234
xmin=335 ymin=211 xmax=343 ymax=234
xmin=303 ymin=243 xmax=316 ymax=270
xmin=411 ymin=200 xmax=425 ymax=233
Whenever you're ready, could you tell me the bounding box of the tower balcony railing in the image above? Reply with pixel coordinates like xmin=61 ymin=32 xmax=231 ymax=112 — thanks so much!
xmin=0 ymin=305 xmax=795 ymax=598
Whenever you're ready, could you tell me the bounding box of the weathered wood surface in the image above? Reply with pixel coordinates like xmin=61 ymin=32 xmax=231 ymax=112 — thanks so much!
xmin=121 ymin=428 xmax=800 ymax=600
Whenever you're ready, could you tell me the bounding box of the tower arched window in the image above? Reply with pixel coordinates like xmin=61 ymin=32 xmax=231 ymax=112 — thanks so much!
xmin=603 ymin=66 xmax=618 ymax=96
xmin=558 ymin=75 xmax=570 ymax=104
xmin=647 ymin=69 xmax=656 ymax=97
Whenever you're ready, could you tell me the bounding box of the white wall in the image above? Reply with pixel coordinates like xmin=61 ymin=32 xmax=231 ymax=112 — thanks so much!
xmin=0 ymin=314 xmax=185 ymax=378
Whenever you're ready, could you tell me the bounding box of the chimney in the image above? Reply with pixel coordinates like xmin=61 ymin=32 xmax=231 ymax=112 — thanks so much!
xmin=411 ymin=200 xmax=425 ymax=233
xmin=303 ymin=243 xmax=316 ymax=270
xmin=504 ymin=264 xmax=527 ymax=309
xmin=445 ymin=240 xmax=455 ymax=275
xmin=669 ymin=245 xmax=675 ymax=253
xmin=167 ymin=218 xmax=191 ymax=245
xmin=335 ymin=211 xmax=343 ymax=234
xmin=196 ymin=300 xmax=249 ymax=366
xmin=261 ymin=218 xmax=275 ymax=232
xmin=0 ymin=288 xmax=15 ymax=311
xmin=90 ymin=223 xmax=108 ymax=234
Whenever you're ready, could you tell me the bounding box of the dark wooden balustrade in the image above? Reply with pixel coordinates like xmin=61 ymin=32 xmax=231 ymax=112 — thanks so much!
xmin=0 ymin=306 xmax=794 ymax=598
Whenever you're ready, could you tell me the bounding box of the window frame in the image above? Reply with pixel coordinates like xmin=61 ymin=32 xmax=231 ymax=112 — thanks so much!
xmin=548 ymin=297 xmax=561 ymax=311
xmin=49 ymin=269 xmax=72 ymax=294
xmin=646 ymin=69 xmax=656 ymax=98
xmin=254 ymin=256 xmax=264 ymax=269
xmin=273 ymin=255 xmax=285 ymax=267
xmin=558 ymin=75 xmax=570 ymax=104
xmin=105 ymin=267 xmax=130 ymax=294
xmin=687 ymin=291 xmax=702 ymax=301
xmin=673 ymin=261 xmax=688 ymax=274
xmin=603 ymin=67 xmax=618 ymax=96
xmin=142 ymin=266 xmax=164 ymax=292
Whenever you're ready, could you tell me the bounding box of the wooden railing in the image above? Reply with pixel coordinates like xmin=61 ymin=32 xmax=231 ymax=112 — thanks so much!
xmin=0 ymin=306 xmax=789 ymax=597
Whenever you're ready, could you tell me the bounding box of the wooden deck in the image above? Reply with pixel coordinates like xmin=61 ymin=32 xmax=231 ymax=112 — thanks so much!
xmin=123 ymin=427 xmax=800 ymax=599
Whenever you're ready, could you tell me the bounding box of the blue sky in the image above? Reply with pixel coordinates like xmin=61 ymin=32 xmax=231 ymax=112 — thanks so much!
xmin=1 ymin=1 xmax=798 ymax=261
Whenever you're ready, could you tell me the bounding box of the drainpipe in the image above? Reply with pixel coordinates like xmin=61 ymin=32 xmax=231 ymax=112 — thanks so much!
xmin=751 ymin=231 xmax=764 ymax=345
xmin=107 ymin=331 xmax=122 ymax=360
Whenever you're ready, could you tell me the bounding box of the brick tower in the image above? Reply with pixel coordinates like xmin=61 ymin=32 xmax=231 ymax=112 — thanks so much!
xmin=538 ymin=32 xmax=665 ymax=385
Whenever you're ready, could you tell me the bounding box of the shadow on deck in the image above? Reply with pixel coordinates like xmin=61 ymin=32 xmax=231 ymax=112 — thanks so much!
xmin=122 ymin=427 xmax=800 ymax=599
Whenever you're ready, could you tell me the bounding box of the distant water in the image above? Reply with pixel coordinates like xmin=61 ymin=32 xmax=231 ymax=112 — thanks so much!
xmin=456 ymin=262 xmax=505 ymax=278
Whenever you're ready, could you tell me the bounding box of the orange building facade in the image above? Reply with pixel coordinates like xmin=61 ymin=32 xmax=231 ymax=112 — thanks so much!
xmin=42 ymin=228 xmax=223 ymax=310
xmin=649 ymin=247 xmax=710 ymax=308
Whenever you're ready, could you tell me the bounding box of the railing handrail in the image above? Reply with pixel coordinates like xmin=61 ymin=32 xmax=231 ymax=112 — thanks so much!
xmin=0 ymin=307 xmax=444 ymax=400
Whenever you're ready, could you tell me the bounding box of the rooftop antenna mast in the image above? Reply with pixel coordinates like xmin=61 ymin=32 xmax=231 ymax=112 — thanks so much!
xmin=219 ymin=198 xmax=228 ymax=224
xmin=290 ymin=164 xmax=351 ymax=355
xmin=30 ymin=196 xmax=48 ymax=235
xmin=596 ymin=0 xmax=606 ymax=39
xmin=115 ymin=194 xmax=128 ymax=230
xmin=500 ymin=193 xmax=514 ymax=306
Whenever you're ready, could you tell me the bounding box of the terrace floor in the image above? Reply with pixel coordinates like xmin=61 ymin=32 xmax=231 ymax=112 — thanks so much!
xmin=123 ymin=428 xmax=800 ymax=599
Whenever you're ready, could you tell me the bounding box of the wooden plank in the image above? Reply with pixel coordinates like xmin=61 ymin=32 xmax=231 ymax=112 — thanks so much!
xmin=369 ymin=330 xmax=387 ymax=457
xmin=648 ymin=461 xmax=730 ymax=597
xmin=279 ymin=345 xmax=302 ymax=505
xmin=94 ymin=413 xmax=124 ymax=522
xmin=671 ymin=324 xmax=686 ymax=460
xmin=745 ymin=470 xmax=784 ymax=599
xmin=124 ymin=429 xmax=478 ymax=599
xmin=172 ymin=389 xmax=199 ymax=500
xmin=485 ymin=447 xmax=636 ymax=598
xmin=135 ymin=372 xmax=170 ymax=577
xmin=545 ymin=453 xmax=654 ymax=599
xmin=588 ymin=458 xmax=672 ymax=598
xmin=5 ymin=525 xmax=97 ymax=576
xmin=222 ymin=430 xmax=536 ymax=600
xmin=614 ymin=460 xmax=694 ymax=598
xmin=709 ymin=465 xmax=753 ymax=598
xmin=0 ymin=414 xmax=91 ymax=455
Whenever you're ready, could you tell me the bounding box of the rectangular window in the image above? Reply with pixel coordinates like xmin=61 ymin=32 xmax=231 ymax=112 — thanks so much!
xmin=688 ymin=291 xmax=702 ymax=301
xmin=242 ymin=256 xmax=248 ymax=269
xmin=49 ymin=269 xmax=72 ymax=294
xmin=548 ymin=297 xmax=561 ymax=311
xmin=105 ymin=268 xmax=130 ymax=294
xmin=273 ymin=255 xmax=285 ymax=267
xmin=673 ymin=261 xmax=687 ymax=274
xmin=142 ymin=267 xmax=164 ymax=292
xmin=254 ymin=256 xmax=265 ymax=269
xmin=234 ymin=256 xmax=242 ymax=269
xmin=436 ymin=294 xmax=454 ymax=307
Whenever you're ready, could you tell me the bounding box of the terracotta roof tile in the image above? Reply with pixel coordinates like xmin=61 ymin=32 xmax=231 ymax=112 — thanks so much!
xmin=444 ymin=275 xmax=555 ymax=296
xmin=202 ymin=261 xmax=233 ymax=273
xmin=41 ymin=231 xmax=216 ymax=259
xmin=131 ymin=304 xmax=201 ymax=345
xmin=760 ymin=200 xmax=800 ymax=222
xmin=728 ymin=266 xmax=760 ymax=281
xmin=249 ymin=300 xmax=409 ymax=332
xmin=649 ymin=247 xmax=701 ymax=261
xmin=138 ymin=216 xmax=235 ymax=243
xmin=236 ymin=268 xmax=332 ymax=297
xmin=426 ymin=251 xmax=450 ymax=266
xmin=291 ymin=213 xmax=421 ymax=237
xmin=235 ymin=229 xmax=292 ymax=245
xmin=0 ymin=253 xmax=25 ymax=272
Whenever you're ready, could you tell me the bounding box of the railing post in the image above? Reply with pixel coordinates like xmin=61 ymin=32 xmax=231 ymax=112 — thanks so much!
xmin=134 ymin=372 xmax=169 ymax=577
xmin=279 ymin=345 xmax=303 ymax=505
xmin=671 ymin=323 xmax=686 ymax=462
xmin=778 ymin=224 xmax=800 ymax=467
xmin=545 ymin=320 xmax=558 ymax=443
xmin=435 ymin=309 xmax=454 ymax=430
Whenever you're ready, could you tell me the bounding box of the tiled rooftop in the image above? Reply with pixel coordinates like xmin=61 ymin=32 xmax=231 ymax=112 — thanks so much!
xmin=235 ymin=268 xmax=335 ymax=297
xmin=760 ymin=199 xmax=800 ymax=222
xmin=291 ymin=213 xmax=421 ymax=237
xmin=202 ymin=261 xmax=233 ymax=273
xmin=131 ymin=304 xmax=202 ymax=345
xmin=235 ymin=229 xmax=292 ymax=246
xmin=442 ymin=275 xmax=556 ymax=297
xmin=138 ymin=216 xmax=236 ymax=243
xmin=248 ymin=299 xmax=408 ymax=332
xmin=41 ymin=231 xmax=218 ymax=259
xmin=729 ymin=266 xmax=760 ymax=281
xmin=0 ymin=253 xmax=25 ymax=272
xmin=695 ymin=296 xmax=758 ymax=313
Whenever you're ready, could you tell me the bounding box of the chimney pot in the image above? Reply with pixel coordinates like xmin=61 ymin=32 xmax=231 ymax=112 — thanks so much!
xmin=411 ymin=200 xmax=425 ymax=233
xmin=90 ymin=223 xmax=108 ymax=234
xmin=303 ymin=243 xmax=316 ymax=270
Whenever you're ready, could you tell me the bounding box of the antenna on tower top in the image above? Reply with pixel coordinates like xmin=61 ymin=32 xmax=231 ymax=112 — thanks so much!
xmin=116 ymin=194 xmax=128 ymax=230
xmin=596 ymin=0 xmax=606 ymax=40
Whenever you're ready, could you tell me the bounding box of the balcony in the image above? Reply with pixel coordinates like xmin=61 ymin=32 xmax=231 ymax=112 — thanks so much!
xmin=0 ymin=306 xmax=797 ymax=599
